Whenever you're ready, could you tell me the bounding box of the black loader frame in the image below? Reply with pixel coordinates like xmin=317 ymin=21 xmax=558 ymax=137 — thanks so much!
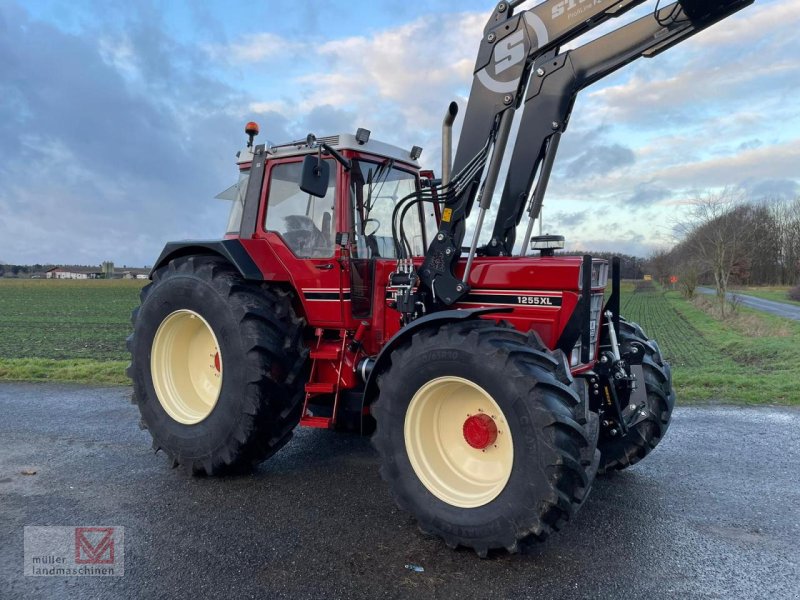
xmin=415 ymin=0 xmax=752 ymax=306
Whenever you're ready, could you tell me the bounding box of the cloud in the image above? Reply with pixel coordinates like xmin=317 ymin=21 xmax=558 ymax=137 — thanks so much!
xmin=690 ymin=0 xmax=800 ymax=48
xmin=551 ymin=211 xmax=588 ymax=228
xmin=628 ymin=182 xmax=671 ymax=207
xmin=563 ymin=143 xmax=635 ymax=178
xmin=739 ymin=178 xmax=800 ymax=200
xmin=555 ymin=126 xmax=636 ymax=179
xmin=651 ymin=141 xmax=800 ymax=188
xmin=1 ymin=0 xmax=798 ymax=266
xmin=582 ymin=1 xmax=800 ymax=129
xmin=225 ymin=11 xmax=484 ymax=139
xmin=737 ymin=139 xmax=763 ymax=152
xmin=0 ymin=2 xmax=245 ymax=265
xmin=207 ymin=33 xmax=299 ymax=63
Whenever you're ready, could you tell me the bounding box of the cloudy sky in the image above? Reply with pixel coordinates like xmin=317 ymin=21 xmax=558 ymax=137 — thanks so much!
xmin=1 ymin=0 xmax=798 ymax=266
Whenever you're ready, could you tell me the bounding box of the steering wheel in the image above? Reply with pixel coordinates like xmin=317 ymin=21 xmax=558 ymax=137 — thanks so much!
xmin=363 ymin=218 xmax=380 ymax=237
xmin=282 ymin=215 xmax=330 ymax=257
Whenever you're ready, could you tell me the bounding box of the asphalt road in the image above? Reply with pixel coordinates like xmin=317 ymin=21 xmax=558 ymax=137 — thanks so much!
xmin=1 ymin=383 xmax=798 ymax=600
xmin=697 ymin=286 xmax=800 ymax=321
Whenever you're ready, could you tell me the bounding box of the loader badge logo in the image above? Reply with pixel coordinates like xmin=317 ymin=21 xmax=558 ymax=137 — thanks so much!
xmin=552 ymin=0 xmax=605 ymax=20
xmin=75 ymin=527 xmax=116 ymax=564
xmin=476 ymin=13 xmax=549 ymax=94
xmin=494 ymin=30 xmax=526 ymax=75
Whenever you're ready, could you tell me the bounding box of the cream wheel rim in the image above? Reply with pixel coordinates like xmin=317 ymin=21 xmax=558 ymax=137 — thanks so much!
xmin=404 ymin=376 xmax=513 ymax=508
xmin=151 ymin=309 xmax=223 ymax=425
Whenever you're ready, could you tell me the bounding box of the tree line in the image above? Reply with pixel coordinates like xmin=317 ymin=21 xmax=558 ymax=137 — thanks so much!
xmin=0 ymin=264 xmax=50 ymax=278
xmin=560 ymin=252 xmax=646 ymax=280
xmin=648 ymin=190 xmax=800 ymax=314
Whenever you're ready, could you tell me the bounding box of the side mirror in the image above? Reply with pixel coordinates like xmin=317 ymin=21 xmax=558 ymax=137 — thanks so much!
xmin=300 ymin=155 xmax=329 ymax=198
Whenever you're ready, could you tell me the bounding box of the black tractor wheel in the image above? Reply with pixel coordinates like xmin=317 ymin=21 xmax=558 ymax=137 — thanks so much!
xmin=127 ymin=256 xmax=307 ymax=475
xmin=598 ymin=319 xmax=675 ymax=473
xmin=371 ymin=320 xmax=599 ymax=556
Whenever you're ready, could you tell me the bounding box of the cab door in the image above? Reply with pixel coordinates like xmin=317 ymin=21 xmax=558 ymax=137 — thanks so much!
xmin=259 ymin=156 xmax=344 ymax=326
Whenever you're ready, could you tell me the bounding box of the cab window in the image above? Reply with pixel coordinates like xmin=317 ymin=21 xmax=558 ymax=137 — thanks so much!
xmin=350 ymin=160 xmax=424 ymax=258
xmin=264 ymin=161 xmax=335 ymax=258
xmin=218 ymin=169 xmax=249 ymax=235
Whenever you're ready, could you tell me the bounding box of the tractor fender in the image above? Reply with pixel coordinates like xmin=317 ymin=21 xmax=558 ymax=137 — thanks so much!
xmin=151 ymin=239 xmax=263 ymax=281
xmin=362 ymin=307 xmax=512 ymax=406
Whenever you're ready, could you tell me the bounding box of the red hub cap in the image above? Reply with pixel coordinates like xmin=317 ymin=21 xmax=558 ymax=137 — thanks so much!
xmin=213 ymin=351 xmax=221 ymax=373
xmin=462 ymin=413 xmax=498 ymax=449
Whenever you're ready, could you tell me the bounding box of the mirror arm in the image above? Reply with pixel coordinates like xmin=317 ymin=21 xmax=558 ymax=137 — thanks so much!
xmin=320 ymin=143 xmax=352 ymax=171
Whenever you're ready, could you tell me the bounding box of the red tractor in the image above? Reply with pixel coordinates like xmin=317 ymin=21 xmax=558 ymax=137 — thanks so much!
xmin=128 ymin=0 xmax=751 ymax=555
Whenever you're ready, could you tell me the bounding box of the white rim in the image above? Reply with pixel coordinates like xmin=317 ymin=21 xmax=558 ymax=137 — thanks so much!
xmin=150 ymin=309 xmax=223 ymax=425
xmin=404 ymin=376 xmax=514 ymax=508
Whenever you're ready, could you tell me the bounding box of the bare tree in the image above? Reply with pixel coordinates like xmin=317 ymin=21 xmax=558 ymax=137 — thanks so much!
xmin=746 ymin=202 xmax=781 ymax=285
xmin=646 ymin=248 xmax=673 ymax=286
xmin=772 ymin=196 xmax=800 ymax=285
xmin=678 ymin=258 xmax=701 ymax=299
xmin=679 ymin=189 xmax=756 ymax=316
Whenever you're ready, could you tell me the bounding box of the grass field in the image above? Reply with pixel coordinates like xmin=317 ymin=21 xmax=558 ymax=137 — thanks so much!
xmin=621 ymin=282 xmax=799 ymax=405
xmin=729 ymin=285 xmax=800 ymax=306
xmin=1 ymin=278 xmax=797 ymax=404
xmin=0 ymin=279 xmax=145 ymax=384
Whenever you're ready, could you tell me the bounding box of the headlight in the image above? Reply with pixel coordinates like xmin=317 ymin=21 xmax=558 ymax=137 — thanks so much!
xmin=570 ymin=293 xmax=604 ymax=367
xmin=570 ymin=342 xmax=581 ymax=367
xmin=578 ymin=259 xmax=609 ymax=290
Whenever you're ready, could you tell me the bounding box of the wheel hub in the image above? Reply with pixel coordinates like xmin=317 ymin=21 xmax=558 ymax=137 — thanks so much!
xmin=463 ymin=413 xmax=497 ymax=449
xmin=150 ymin=309 xmax=223 ymax=425
xmin=404 ymin=376 xmax=513 ymax=508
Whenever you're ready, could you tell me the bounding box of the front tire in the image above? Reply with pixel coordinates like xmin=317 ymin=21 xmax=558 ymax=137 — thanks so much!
xmin=598 ymin=319 xmax=675 ymax=473
xmin=127 ymin=256 xmax=307 ymax=475
xmin=372 ymin=320 xmax=598 ymax=556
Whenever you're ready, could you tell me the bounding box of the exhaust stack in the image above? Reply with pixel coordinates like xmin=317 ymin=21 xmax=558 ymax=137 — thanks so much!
xmin=441 ymin=102 xmax=458 ymax=186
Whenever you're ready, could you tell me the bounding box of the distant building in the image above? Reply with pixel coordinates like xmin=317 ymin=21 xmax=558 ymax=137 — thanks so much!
xmin=46 ymin=266 xmax=103 ymax=279
xmin=43 ymin=265 xmax=150 ymax=280
xmin=115 ymin=268 xmax=150 ymax=280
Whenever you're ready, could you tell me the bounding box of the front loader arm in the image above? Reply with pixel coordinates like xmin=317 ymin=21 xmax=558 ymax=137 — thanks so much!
xmin=420 ymin=0 xmax=753 ymax=304
xmin=489 ymin=0 xmax=754 ymax=256
xmin=420 ymin=0 xmax=650 ymax=304
xmin=452 ymin=0 xmax=647 ymax=176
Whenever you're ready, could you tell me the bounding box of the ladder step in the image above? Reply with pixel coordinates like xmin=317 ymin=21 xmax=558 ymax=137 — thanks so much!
xmin=310 ymin=348 xmax=341 ymax=360
xmin=305 ymin=382 xmax=336 ymax=394
xmin=300 ymin=415 xmax=333 ymax=429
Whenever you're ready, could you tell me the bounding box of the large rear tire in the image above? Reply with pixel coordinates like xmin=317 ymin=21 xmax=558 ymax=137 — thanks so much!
xmin=598 ymin=319 xmax=675 ymax=473
xmin=371 ymin=320 xmax=598 ymax=556
xmin=127 ymin=256 xmax=307 ymax=475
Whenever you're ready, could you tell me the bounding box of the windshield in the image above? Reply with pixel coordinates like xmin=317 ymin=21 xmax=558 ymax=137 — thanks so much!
xmin=350 ymin=160 xmax=426 ymax=258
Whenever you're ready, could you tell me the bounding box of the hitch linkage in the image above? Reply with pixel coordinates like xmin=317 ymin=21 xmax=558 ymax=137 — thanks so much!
xmin=593 ymin=312 xmax=649 ymax=437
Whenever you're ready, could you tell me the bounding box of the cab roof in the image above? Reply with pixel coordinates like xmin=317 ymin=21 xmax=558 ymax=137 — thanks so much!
xmin=237 ymin=133 xmax=421 ymax=169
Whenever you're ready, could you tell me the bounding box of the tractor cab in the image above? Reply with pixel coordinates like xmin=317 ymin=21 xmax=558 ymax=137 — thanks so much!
xmin=219 ymin=126 xmax=438 ymax=341
xmin=224 ymin=128 xmax=435 ymax=252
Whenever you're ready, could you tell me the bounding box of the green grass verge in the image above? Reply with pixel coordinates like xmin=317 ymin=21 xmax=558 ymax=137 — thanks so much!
xmin=621 ymin=284 xmax=800 ymax=405
xmin=0 ymin=358 xmax=130 ymax=385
